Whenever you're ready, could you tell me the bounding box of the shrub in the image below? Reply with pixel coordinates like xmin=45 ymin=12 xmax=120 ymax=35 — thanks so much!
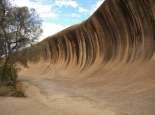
xmin=0 ymin=64 xmax=17 ymax=86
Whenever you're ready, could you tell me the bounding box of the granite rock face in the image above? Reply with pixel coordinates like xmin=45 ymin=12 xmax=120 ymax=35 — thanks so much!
xmin=34 ymin=0 xmax=155 ymax=70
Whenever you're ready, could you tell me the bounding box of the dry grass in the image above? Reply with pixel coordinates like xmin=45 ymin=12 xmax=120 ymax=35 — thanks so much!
xmin=0 ymin=82 xmax=25 ymax=97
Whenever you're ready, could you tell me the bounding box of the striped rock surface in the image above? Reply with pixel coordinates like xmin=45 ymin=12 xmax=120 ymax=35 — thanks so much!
xmin=38 ymin=0 xmax=155 ymax=68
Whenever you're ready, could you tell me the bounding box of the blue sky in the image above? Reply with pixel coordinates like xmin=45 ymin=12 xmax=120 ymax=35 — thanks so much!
xmin=13 ymin=0 xmax=105 ymax=40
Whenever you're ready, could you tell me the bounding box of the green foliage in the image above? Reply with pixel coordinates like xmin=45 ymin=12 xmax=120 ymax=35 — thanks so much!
xmin=0 ymin=3 xmax=43 ymax=56
xmin=11 ymin=42 xmax=49 ymax=67
xmin=0 ymin=0 xmax=42 ymax=86
xmin=0 ymin=64 xmax=17 ymax=86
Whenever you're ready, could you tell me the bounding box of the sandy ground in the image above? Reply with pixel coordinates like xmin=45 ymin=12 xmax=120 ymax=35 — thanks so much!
xmin=0 ymin=60 xmax=155 ymax=115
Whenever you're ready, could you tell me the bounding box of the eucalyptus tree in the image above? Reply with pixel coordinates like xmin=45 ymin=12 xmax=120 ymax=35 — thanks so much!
xmin=0 ymin=0 xmax=42 ymax=85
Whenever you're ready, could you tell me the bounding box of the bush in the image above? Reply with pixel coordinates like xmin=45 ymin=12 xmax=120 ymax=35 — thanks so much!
xmin=0 ymin=85 xmax=25 ymax=97
xmin=0 ymin=65 xmax=25 ymax=97
xmin=0 ymin=64 xmax=17 ymax=86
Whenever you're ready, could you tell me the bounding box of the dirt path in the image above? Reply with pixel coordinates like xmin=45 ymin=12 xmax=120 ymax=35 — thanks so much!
xmin=1 ymin=61 xmax=155 ymax=115
xmin=0 ymin=79 xmax=116 ymax=115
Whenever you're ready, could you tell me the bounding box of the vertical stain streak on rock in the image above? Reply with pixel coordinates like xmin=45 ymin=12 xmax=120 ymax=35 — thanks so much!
xmin=34 ymin=0 xmax=155 ymax=70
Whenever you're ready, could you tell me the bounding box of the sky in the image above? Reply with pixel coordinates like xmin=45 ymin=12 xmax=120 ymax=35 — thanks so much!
xmin=12 ymin=0 xmax=105 ymax=40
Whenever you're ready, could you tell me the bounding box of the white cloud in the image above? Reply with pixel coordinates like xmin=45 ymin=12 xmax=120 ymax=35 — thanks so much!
xmin=40 ymin=23 xmax=69 ymax=40
xmin=95 ymin=0 xmax=104 ymax=9
xmin=55 ymin=0 xmax=78 ymax=8
xmin=71 ymin=13 xmax=81 ymax=18
xmin=13 ymin=0 xmax=57 ymax=19
xmin=12 ymin=0 xmax=30 ymax=6
xmin=89 ymin=0 xmax=105 ymax=15
xmin=78 ymin=7 xmax=88 ymax=13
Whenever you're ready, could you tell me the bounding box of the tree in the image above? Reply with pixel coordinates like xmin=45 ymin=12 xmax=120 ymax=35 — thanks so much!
xmin=0 ymin=0 xmax=42 ymax=85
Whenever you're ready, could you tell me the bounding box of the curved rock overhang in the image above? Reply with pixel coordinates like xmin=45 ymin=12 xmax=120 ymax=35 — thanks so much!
xmin=16 ymin=0 xmax=155 ymax=72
